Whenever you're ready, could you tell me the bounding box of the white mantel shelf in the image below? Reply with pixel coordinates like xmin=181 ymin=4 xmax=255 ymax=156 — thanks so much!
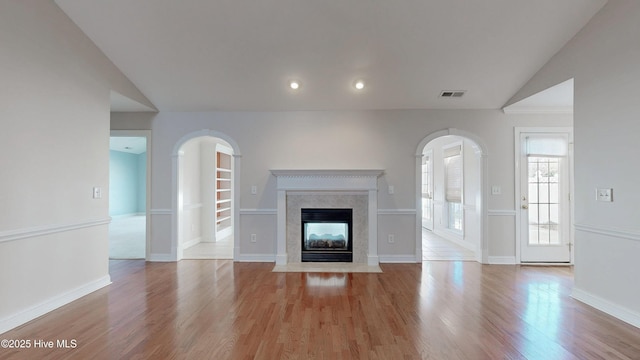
xmin=270 ymin=169 xmax=384 ymax=177
xmin=271 ymin=169 xmax=384 ymax=266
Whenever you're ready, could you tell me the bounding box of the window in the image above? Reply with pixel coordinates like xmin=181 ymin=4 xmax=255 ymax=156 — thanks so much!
xmin=422 ymin=154 xmax=432 ymax=222
xmin=444 ymin=144 xmax=463 ymax=232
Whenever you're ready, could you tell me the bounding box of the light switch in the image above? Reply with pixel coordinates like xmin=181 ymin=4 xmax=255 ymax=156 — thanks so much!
xmin=93 ymin=187 xmax=102 ymax=199
xmin=388 ymin=185 xmax=394 ymax=195
xmin=596 ymin=188 xmax=613 ymax=202
xmin=251 ymin=185 xmax=257 ymax=195
xmin=491 ymin=185 xmax=501 ymax=195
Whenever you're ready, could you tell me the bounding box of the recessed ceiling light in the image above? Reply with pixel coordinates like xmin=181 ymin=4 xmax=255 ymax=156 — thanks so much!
xmin=354 ymin=80 xmax=365 ymax=90
xmin=289 ymin=80 xmax=300 ymax=90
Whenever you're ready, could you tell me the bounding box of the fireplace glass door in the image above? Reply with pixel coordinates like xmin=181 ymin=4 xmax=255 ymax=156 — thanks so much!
xmin=301 ymin=208 xmax=353 ymax=262
xmin=304 ymin=223 xmax=348 ymax=251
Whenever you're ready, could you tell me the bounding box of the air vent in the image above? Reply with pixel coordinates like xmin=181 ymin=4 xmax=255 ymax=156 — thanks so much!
xmin=440 ymin=90 xmax=465 ymax=98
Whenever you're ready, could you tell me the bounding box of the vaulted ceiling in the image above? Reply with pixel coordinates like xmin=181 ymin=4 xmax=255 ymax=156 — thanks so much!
xmin=55 ymin=0 xmax=606 ymax=112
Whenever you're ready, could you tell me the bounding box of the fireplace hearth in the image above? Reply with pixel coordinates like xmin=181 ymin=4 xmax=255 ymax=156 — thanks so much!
xmin=301 ymin=208 xmax=353 ymax=262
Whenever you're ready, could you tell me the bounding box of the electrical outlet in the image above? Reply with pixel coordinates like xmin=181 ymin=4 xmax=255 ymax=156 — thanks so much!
xmin=596 ymin=188 xmax=613 ymax=202
xmin=250 ymin=234 xmax=257 ymax=243
xmin=388 ymin=234 xmax=395 ymax=244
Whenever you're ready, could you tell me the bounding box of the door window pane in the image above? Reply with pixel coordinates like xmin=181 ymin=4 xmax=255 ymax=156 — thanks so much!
xmin=527 ymin=157 xmax=562 ymax=246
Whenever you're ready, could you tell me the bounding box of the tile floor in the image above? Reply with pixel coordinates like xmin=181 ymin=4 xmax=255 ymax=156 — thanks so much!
xmin=422 ymin=228 xmax=476 ymax=261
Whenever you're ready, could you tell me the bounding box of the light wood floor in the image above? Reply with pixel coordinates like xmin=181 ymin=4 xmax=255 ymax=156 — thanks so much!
xmin=2 ymin=261 xmax=640 ymax=359
xmin=422 ymin=229 xmax=476 ymax=261
xmin=183 ymin=236 xmax=234 ymax=259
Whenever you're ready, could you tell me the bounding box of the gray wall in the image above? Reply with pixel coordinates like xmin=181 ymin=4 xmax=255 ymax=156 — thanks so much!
xmin=0 ymin=1 xmax=153 ymax=333
xmin=112 ymin=110 xmax=571 ymax=261
xmin=509 ymin=0 xmax=640 ymax=326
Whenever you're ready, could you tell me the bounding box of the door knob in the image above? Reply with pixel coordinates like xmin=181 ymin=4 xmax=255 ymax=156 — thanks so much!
xmin=522 ymin=205 xmax=528 ymax=209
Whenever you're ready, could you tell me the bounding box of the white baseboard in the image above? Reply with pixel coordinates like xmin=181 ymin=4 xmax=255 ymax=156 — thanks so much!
xmin=367 ymin=255 xmax=380 ymax=266
xmin=571 ymin=287 xmax=640 ymax=329
xmin=0 ymin=275 xmax=111 ymax=335
xmin=236 ymin=254 xmax=276 ymax=262
xmin=182 ymin=237 xmax=202 ymax=249
xmin=148 ymin=253 xmax=175 ymax=262
xmin=488 ymin=256 xmax=516 ymax=265
xmin=378 ymin=255 xmax=418 ymax=263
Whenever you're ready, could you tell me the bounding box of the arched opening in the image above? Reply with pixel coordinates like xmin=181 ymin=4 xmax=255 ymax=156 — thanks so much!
xmin=415 ymin=129 xmax=488 ymax=263
xmin=172 ymin=130 xmax=241 ymax=261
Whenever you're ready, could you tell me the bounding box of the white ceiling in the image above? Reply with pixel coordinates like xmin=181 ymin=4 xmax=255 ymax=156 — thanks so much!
xmin=110 ymin=137 xmax=147 ymax=154
xmin=56 ymin=0 xmax=606 ymax=112
xmin=503 ymin=78 xmax=574 ymax=114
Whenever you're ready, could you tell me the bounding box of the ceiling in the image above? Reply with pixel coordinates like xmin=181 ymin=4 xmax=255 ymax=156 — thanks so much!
xmin=503 ymin=78 xmax=574 ymax=114
xmin=55 ymin=0 xmax=606 ymax=112
xmin=110 ymin=137 xmax=147 ymax=154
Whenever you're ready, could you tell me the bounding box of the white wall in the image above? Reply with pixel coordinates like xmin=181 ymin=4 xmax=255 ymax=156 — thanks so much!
xmin=508 ymin=0 xmax=640 ymax=327
xmin=124 ymin=110 xmax=571 ymax=262
xmin=179 ymin=140 xmax=203 ymax=249
xmin=0 ymin=1 xmax=153 ymax=333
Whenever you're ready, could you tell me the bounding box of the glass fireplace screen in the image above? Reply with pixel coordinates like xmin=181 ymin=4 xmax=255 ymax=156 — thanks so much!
xmin=303 ymin=222 xmax=348 ymax=251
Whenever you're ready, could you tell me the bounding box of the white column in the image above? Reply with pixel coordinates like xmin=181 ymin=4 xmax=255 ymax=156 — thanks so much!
xmin=367 ymin=189 xmax=379 ymax=266
xmin=275 ymin=189 xmax=288 ymax=265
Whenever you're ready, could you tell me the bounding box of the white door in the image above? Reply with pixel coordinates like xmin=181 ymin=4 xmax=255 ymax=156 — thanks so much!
xmin=519 ymin=132 xmax=571 ymax=263
xmin=422 ymin=151 xmax=434 ymax=230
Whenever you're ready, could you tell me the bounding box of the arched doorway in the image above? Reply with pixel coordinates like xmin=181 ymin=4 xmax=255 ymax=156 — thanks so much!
xmin=171 ymin=130 xmax=241 ymax=261
xmin=415 ymin=129 xmax=488 ymax=263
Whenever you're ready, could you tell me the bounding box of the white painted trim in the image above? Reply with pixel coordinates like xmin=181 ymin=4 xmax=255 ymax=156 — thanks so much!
xmin=514 ymin=127 xmax=574 ymax=264
xmin=172 ymin=130 xmax=242 ymax=263
xmin=571 ymin=287 xmax=640 ymax=329
xmin=148 ymin=253 xmax=175 ymax=262
xmin=236 ymin=254 xmax=276 ymax=262
xmin=271 ymin=169 xmax=384 ymax=178
xmin=377 ymin=209 xmax=417 ymax=215
xmin=575 ymin=223 xmax=640 ymax=242
xmin=0 ymin=218 xmax=111 ymax=244
xmin=0 ymin=275 xmax=111 ymax=335
xmin=239 ymin=208 xmax=278 ymax=215
xmin=379 ymin=255 xmax=419 ymax=263
xmin=414 ymin=128 xmax=489 ymax=264
xmin=150 ymin=209 xmax=172 ymax=215
xmin=488 ymin=256 xmax=517 ymax=265
xmin=111 ymin=129 xmax=152 ymax=262
xmin=271 ymin=170 xmax=383 ymax=266
xmin=367 ymin=254 xmax=380 ymax=266
xmin=488 ymin=209 xmax=517 ymax=216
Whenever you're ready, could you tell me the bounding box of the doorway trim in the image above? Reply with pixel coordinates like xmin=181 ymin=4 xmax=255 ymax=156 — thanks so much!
xmin=514 ymin=127 xmax=574 ymax=264
xmin=415 ymin=128 xmax=489 ymax=263
xmin=171 ymin=129 xmax=242 ymax=261
xmin=110 ymin=130 xmax=152 ymax=261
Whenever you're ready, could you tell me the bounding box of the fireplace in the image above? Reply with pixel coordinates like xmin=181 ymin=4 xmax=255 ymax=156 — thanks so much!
xmin=301 ymin=208 xmax=353 ymax=262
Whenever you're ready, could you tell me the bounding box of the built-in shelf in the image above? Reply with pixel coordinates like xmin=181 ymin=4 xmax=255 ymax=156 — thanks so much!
xmin=215 ymin=149 xmax=233 ymax=238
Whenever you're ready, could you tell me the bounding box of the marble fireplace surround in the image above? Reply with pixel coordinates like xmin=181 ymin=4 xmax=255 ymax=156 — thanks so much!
xmin=271 ymin=170 xmax=384 ymax=266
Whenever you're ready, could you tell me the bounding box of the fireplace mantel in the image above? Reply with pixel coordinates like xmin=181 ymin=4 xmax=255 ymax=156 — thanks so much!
xmin=271 ymin=169 xmax=383 ymax=266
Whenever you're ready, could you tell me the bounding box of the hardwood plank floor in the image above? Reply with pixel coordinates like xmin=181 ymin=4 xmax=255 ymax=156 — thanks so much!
xmin=1 ymin=261 xmax=639 ymax=359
